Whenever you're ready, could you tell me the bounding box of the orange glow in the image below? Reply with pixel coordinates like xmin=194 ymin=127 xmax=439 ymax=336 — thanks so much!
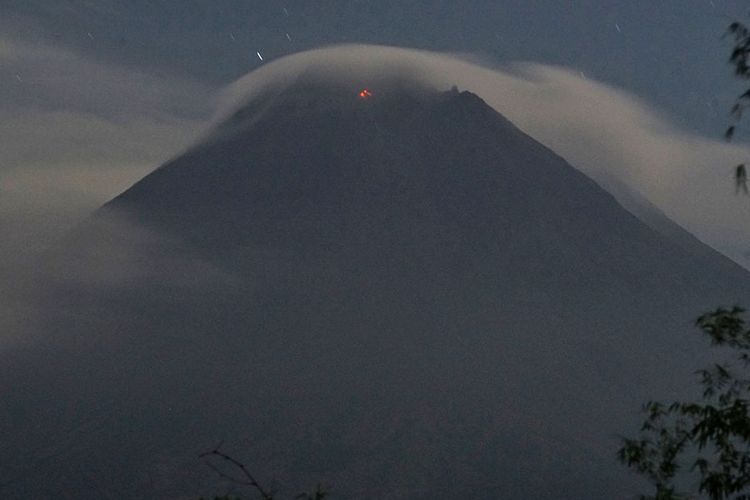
xmin=359 ymin=89 xmax=373 ymax=98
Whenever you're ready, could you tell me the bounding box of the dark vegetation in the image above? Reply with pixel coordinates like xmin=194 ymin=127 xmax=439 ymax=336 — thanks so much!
xmin=619 ymin=308 xmax=750 ymax=499
xmin=725 ymin=20 xmax=750 ymax=193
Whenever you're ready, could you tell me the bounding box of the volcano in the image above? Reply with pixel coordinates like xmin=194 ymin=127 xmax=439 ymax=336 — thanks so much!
xmin=3 ymin=76 xmax=749 ymax=499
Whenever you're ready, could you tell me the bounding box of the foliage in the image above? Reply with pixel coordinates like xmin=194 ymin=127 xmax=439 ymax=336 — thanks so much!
xmin=721 ymin=20 xmax=750 ymax=194
xmin=724 ymin=21 xmax=750 ymax=141
xmin=618 ymin=307 xmax=750 ymax=499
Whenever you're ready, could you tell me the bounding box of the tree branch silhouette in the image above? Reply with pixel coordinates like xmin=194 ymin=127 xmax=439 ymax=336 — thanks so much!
xmin=199 ymin=442 xmax=275 ymax=500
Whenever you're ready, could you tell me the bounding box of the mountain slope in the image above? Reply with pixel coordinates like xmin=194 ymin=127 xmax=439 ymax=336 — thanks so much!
xmin=3 ymin=80 xmax=750 ymax=499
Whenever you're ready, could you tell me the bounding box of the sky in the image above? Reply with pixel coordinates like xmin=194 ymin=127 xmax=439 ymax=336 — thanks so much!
xmin=2 ymin=0 xmax=750 ymax=261
xmin=4 ymin=0 xmax=748 ymax=136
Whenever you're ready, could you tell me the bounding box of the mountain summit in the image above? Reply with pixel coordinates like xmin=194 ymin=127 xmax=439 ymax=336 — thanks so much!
xmin=4 ymin=79 xmax=750 ymax=499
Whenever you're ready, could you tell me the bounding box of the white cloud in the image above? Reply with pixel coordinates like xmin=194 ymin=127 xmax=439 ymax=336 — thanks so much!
xmin=0 ymin=36 xmax=216 ymax=348
xmin=0 ymin=34 xmax=214 ymax=262
xmin=0 ymin=36 xmax=213 ymax=203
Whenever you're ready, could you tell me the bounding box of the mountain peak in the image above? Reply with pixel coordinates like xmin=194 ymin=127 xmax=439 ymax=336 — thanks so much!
xmin=102 ymin=77 xmax=543 ymax=255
